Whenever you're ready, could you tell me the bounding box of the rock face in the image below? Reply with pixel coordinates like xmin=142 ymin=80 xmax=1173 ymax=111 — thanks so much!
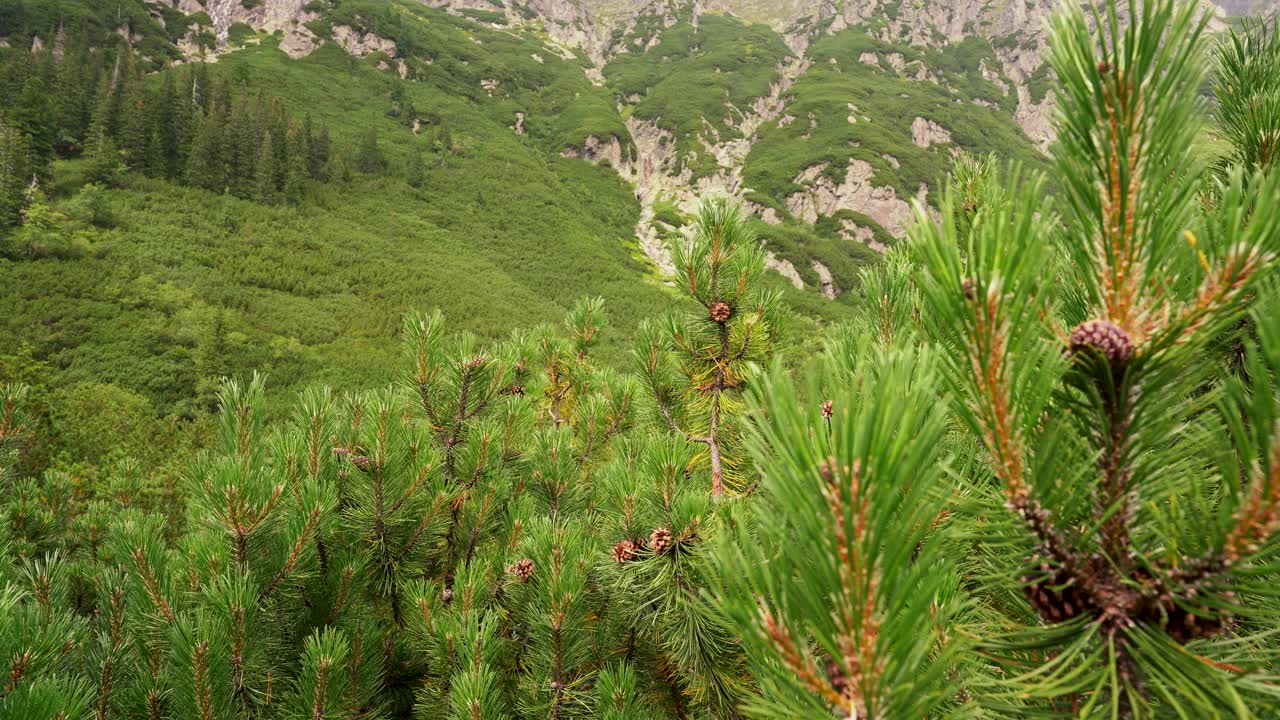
xmin=785 ymin=160 xmax=919 ymax=238
xmin=331 ymin=25 xmax=397 ymax=58
xmin=911 ymin=117 xmax=951 ymax=149
xmin=171 ymin=0 xmax=319 ymax=59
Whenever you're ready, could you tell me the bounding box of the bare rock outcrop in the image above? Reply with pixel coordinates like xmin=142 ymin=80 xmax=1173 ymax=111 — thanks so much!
xmin=786 ymin=160 xmax=918 ymax=237
xmin=332 ymin=24 xmax=397 ymax=58
xmin=911 ymin=117 xmax=951 ymax=148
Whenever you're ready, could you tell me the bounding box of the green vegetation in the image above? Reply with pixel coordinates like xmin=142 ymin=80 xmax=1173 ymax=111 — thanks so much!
xmin=604 ymin=12 xmax=792 ymax=178
xmin=325 ymin=0 xmax=626 ymax=154
xmin=0 ymin=206 xmax=785 ymax=719
xmin=1 ymin=0 xmax=1280 ymax=718
xmin=743 ymin=26 xmax=1046 ymax=224
xmin=0 ymin=0 xmax=195 ymax=63
xmin=0 ymin=33 xmax=687 ymax=469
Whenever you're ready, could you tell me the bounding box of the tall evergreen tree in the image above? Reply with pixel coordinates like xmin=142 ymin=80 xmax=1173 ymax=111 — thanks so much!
xmin=405 ymin=143 xmax=426 ymax=189
xmin=0 ymin=123 xmax=33 ymax=230
xmin=185 ymin=113 xmax=224 ymax=193
xmin=252 ymin=130 xmax=279 ymax=204
xmin=12 ymin=73 xmax=56 ymax=176
xmin=283 ymin=122 xmax=309 ymax=205
xmin=355 ymin=127 xmax=383 ymax=175
xmin=117 ymin=53 xmax=149 ymax=169
xmin=52 ymin=34 xmax=94 ymax=155
xmin=310 ymin=123 xmax=331 ymax=180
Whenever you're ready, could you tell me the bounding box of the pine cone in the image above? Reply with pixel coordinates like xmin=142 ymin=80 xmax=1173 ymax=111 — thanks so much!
xmin=442 ymin=587 xmax=454 ymax=605
xmin=1068 ymin=319 xmax=1135 ymax=367
xmin=820 ymin=400 xmax=834 ymax=420
xmin=612 ymin=539 xmax=638 ymax=564
xmin=824 ymin=658 xmax=853 ymax=701
xmin=508 ymin=558 xmax=534 ymax=582
xmin=350 ymin=455 xmax=374 ymax=473
xmin=961 ymin=278 xmax=977 ymax=301
xmin=649 ymin=527 xmax=673 ymax=555
xmin=709 ymin=301 xmax=732 ymax=323
xmin=1161 ymin=602 xmax=1231 ymax=643
xmin=1023 ymin=557 xmax=1096 ymax=624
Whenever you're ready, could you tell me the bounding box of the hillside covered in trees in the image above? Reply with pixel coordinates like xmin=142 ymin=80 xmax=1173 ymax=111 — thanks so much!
xmin=3 ymin=0 xmax=1280 ymax=718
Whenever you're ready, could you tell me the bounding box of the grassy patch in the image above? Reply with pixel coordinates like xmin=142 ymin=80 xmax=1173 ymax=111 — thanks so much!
xmin=604 ymin=11 xmax=792 ymax=178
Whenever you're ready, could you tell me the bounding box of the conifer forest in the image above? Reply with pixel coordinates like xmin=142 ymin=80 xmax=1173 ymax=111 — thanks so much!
xmin=2 ymin=0 xmax=1280 ymax=717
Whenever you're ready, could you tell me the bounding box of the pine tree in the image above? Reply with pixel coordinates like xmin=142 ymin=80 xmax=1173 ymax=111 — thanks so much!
xmin=116 ymin=49 xmax=149 ymax=169
xmin=83 ymin=129 xmax=125 ymax=188
xmin=153 ymin=69 xmax=182 ymax=179
xmin=1211 ymin=17 xmax=1280 ymax=180
xmin=86 ymin=69 xmax=121 ymax=152
xmin=356 ymin=127 xmax=384 ymax=175
xmin=52 ymin=33 xmax=94 ymax=155
xmin=252 ymin=131 xmax=279 ymax=204
xmin=283 ymin=122 xmax=309 ymax=205
xmin=310 ymin=123 xmax=331 ymax=180
xmin=185 ymin=113 xmax=224 ymax=193
xmin=12 ymin=73 xmax=56 ymax=176
xmin=0 ymin=123 xmax=33 ymax=230
xmin=405 ymin=143 xmax=426 ymax=189
xmin=636 ymin=200 xmax=784 ymax=497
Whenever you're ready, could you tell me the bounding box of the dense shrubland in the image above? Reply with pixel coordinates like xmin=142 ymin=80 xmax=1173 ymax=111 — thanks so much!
xmin=2 ymin=1 xmax=1280 ymax=719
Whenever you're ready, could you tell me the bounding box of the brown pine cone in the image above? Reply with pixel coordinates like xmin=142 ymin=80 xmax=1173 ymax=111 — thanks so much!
xmin=1023 ymin=557 xmax=1096 ymax=624
xmin=649 ymin=527 xmax=673 ymax=555
xmin=709 ymin=301 xmax=732 ymax=323
xmin=350 ymin=455 xmax=374 ymax=473
xmin=612 ymin=539 xmax=639 ymax=564
xmin=820 ymin=400 xmax=834 ymax=420
xmin=508 ymin=559 xmax=534 ymax=582
xmin=825 ymin=658 xmax=853 ymax=701
xmin=1068 ymin=319 xmax=1135 ymax=367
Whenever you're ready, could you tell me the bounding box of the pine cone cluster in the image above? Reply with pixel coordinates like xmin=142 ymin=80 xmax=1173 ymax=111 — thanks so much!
xmin=612 ymin=539 xmax=639 ymax=564
xmin=649 ymin=527 xmax=673 ymax=555
xmin=508 ymin=559 xmax=534 ymax=582
xmin=1068 ymin=319 xmax=1135 ymax=366
xmin=709 ymin=301 xmax=732 ymax=323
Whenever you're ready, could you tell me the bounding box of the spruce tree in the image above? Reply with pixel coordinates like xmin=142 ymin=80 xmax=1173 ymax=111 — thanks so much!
xmin=283 ymin=123 xmax=309 ymax=205
xmin=405 ymin=143 xmax=426 ymax=189
xmin=52 ymin=35 xmax=93 ymax=155
xmin=117 ymin=50 xmax=149 ymax=169
xmin=252 ymin=131 xmax=279 ymax=204
xmin=0 ymin=123 xmax=33 ymax=230
xmin=12 ymin=73 xmax=56 ymax=176
xmin=356 ymin=127 xmax=384 ymax=175
xmin=185 ymin=113 xmax=224 ymax=193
